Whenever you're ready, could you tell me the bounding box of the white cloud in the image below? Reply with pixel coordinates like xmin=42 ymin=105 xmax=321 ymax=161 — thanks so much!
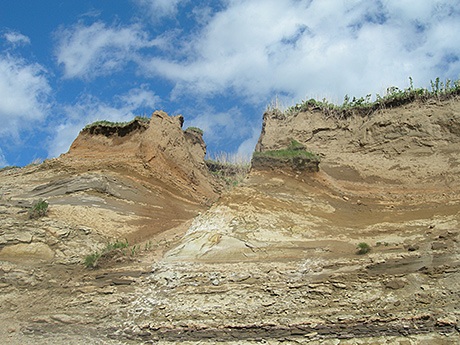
xmin=48 ymin=86 xmax=160 ymax=158
xmin=55 ymin=22 xmax=160 ymax=79
xmin=185 ymin=106 xmax=252 ymax=144
xmin=135 ymin=0 xmax=185 ymax=21
xmin=141 ymin=0 xmax=460 ymax=103
xmin=3 ymin=30 xmax=31 ymax=46
xmin=0 ymin=147 xmax=8 ymax=168
xmin=0 ymin=55 xmax=51 ymax=139
xmin=236 ymin=125 xmax=261 ymax=162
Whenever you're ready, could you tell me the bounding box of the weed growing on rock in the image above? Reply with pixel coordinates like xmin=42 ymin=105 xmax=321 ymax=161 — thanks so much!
xmin=105 ymin=239 xmax=129 ymax=252
xmin=84 ymin=252 xmax=101 ymax=269
xmin=29 ymin=199 xmax=48 ymax=219
xmin=83 ymin=239 xmax=154 ymax=269
xmin=356 ymin=242 xmax=371 ymax=255
xmin=84 ymin=239 xmax=129 ymax=269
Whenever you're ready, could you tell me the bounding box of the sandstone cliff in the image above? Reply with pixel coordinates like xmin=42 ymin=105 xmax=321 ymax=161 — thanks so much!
xmin=157 ymin=98 xmax=460 ymax=343
xmin=66 ymin=110 xmax=217 ymax=203
xmin=1 ymin=101 xmax=459 ymax=344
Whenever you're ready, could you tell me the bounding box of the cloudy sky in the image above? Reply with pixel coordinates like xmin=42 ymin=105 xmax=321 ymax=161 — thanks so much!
xmin=1 ymin=0 xmax=459 ymax=167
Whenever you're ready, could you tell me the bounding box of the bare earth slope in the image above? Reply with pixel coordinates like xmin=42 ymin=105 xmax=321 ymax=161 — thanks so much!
xmin=1 ymin=101 xmax=459 ymax=344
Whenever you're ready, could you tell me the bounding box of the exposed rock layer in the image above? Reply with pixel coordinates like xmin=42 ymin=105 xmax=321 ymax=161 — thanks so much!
xmin=1 ymin=101 xmax=460 ymax=344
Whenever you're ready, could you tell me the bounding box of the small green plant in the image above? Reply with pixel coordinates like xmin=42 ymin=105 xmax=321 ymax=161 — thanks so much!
xmin=83 ymin=239 xmax=152 ymax=269
xmin=356 ymin=242 xmax=371 ymax=255
xmin=144 ymin=240 xmax=153 ymax=251
xmin=131 ymin=245 xmax=139 ymax=256
xmin=84 ymin=252 xmax=101 ymax=269
xmin=29 ymin=199 xmax=49 ymax=219
xmin=104 ymin=239 xmax=129 ymax=252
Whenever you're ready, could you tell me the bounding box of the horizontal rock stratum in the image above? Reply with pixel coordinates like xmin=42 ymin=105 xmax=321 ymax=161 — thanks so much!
xmin=1 ymin=99 xmax=459 ymax=344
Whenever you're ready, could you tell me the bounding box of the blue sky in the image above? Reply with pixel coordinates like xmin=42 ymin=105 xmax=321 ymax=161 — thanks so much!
xmin=1 ymin=0 xmax=460 ymax=167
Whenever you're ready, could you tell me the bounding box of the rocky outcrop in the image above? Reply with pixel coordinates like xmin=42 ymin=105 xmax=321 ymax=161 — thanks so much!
xmin=256 ymin=99 xmax=460 ymax=191
xmin=66 ymin=111 xmax=217 ymax=203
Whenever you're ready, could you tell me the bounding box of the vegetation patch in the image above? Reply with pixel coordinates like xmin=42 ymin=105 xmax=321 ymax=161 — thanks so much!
xmin=206 ymin=152 xmax=251 ymax=189
xmin=83 ymin=116 xmax=150 ymax=137
xmin=0 ymin=166 xmax=20 ymax=173
xmin=185 ymin=126 xmax=204 ymax=135
xmin=84 ymin=240 xmax=155 ymax=269
xmin=273 ymin=77 xmax=460 ymax=119
xmin=252 ymin=140 xmax=320 ymax=173
xmin=356 ymin=242 xmax=371 ymax=255
xmin=84 ymin=239 xmax=130 ymax=269
xmin=29 ymin=199 xmax=49 ymax=219
xmin=253 ymin=148 xmax=318 ymax=160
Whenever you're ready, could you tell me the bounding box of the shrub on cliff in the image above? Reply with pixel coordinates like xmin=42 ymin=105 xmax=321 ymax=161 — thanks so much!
xmin=356 ymin=242 xmax=371 ymax=255
xmin=29 ymin=199 xmax=48 ymax=219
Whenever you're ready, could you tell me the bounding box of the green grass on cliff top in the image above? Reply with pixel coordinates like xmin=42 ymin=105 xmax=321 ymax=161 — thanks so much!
xmin=269 ymin=77 xmax=460 ymax=119
xmin=83 ymin=116 xmax=150 ymax=130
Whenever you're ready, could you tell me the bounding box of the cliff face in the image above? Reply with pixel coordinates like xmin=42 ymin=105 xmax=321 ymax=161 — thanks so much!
xmin=66 ymin=111 xmax=217 ymax=203
xmin=1 ymin=102 xmax=460 ymax=344
xmin=158 ymin=99 xmax=460 ymax=343
xmin=256 ymin=99 xmax=460 ymax=191
xmin=169 ymin=98 xmax=460 ymax=262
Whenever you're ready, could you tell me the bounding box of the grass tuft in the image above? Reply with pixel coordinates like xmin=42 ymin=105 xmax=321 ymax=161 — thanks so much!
xmin=185 ymin=126 xmax=204 ymax=135
xmin=29 ymin=199 xmax=49 ymax=219
xmin=84 ymin=239 xmax=130 ymax=269
xmin=83 ymin=239 xmax=155 ymax=269
xmin=253 ymin=140 xmax=319 ymax=161
xmin=356 ymin=242 xmax=371 ymax=255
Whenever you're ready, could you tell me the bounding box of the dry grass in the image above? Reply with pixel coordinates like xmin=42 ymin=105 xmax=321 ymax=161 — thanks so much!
xmin=206 ymin=151 xmax=251 ymax=189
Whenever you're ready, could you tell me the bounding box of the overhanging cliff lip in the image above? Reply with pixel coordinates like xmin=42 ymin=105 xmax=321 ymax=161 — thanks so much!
xmin=82 ymin=117 xmax=150 ymax=137
xmin=251 ymin=139 xmax=320 ymax=174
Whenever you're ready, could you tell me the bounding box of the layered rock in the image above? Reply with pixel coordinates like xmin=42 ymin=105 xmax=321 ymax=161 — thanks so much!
xmin=256 ymin=99 xmax=460 ymax=192
xmin=1 ymin=101 xmax=460 ymax=344
xmin=156 ymin=99 xmax=460 ymax=343
xmin=65 ymin=111 xmax=217 ymax=203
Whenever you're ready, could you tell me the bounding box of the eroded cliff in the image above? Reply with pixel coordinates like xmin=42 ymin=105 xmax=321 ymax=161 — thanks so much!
xmin=1 ymin=100 xmax=459 ymax=344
